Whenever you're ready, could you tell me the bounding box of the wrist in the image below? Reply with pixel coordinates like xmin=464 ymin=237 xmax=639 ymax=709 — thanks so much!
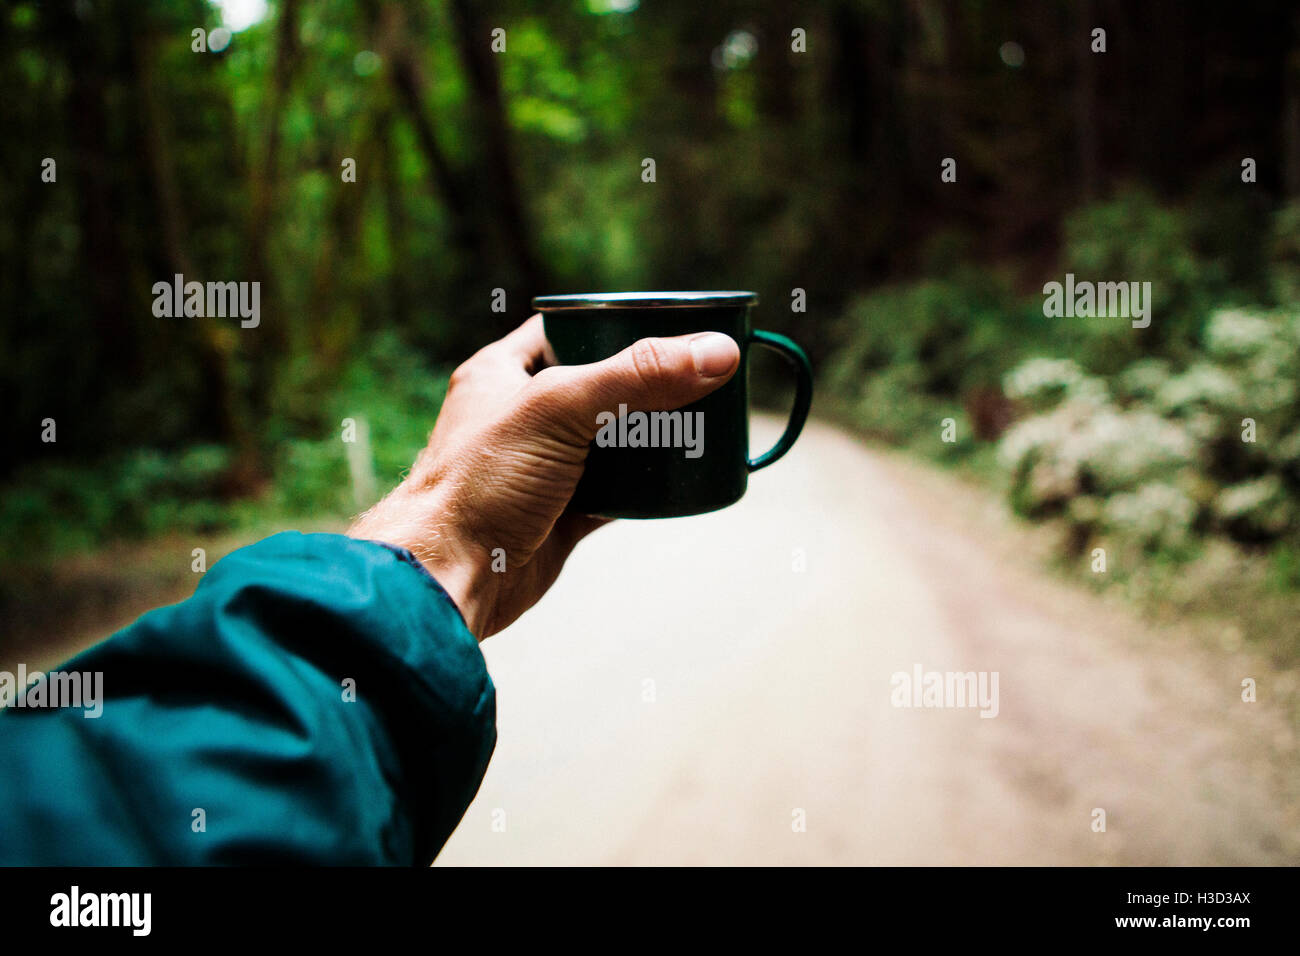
xmin=347 ymin=488 xmax=494 ymax=639
xmin=419 ymin=538 xmax=493 ymax=640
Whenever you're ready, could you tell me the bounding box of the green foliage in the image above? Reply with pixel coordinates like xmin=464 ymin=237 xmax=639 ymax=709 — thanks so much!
xmin=1268 ymin=201 xmax=1300 ymax=305
xmin=0 ymin=334 xmax=448 ymax=562
xmin=824 ymin=271 xmax=1032 ymax=442
xmin=0 ymin=445 xmax=234 ymax=560
xmin=1056 ymin=188 xmax=1220 ymax=371
xmin=823 ymin=191 xmax=1300 ymax=593
xmin=270 ymin=330 xmax=451 ymax=516
xmin=999 ymin=306 xmax=1300 ymax=563
xmin=3 ymin=0 xmax=1299 ymax=618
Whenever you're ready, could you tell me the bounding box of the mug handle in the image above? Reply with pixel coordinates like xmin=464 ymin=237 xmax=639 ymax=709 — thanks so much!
xmin=746 ymin=329 xmax=813 ymax=472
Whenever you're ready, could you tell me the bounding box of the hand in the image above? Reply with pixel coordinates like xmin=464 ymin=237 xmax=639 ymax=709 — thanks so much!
xmin=347 ymin=315 xmax=740 ymax=638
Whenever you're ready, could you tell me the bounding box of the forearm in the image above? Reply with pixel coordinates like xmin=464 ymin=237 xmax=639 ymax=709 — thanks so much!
xmin=0 ymin=531 xmax=495 ymax=865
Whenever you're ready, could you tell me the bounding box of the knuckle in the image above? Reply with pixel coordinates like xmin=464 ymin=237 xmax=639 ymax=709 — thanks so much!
xmin=519 ymin=367 xmax=591 ymax=443
xmin=630 ymin=338 xmax=671 ymax=391
xmin=523 ymin=365 xmax=568 ymax=410
xmin=448 ymin=358 xmax=476 ymax=390
xmin=516 ymin=367 xmax=565 ymax=419
xmin=528 ymin=364 xmax=567 ymax=390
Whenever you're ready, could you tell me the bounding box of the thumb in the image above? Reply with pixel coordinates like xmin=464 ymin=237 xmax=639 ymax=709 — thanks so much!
xmin=531 ymin=332 xmax=741 ymax=442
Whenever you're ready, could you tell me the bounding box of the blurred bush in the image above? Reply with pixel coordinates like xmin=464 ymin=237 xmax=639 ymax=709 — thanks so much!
xmin=1000 ymin=306 xmax=1300 ymax=554
xmin=1060 ymin=187 xmax=1219 ymax=369
xmin=0 ymin=332 xmax=448 ymax=563
xmin=826 ymin=191 xmax=1300 ymax=590
xmin=823 ymin=269 xmax=1036 ymax=459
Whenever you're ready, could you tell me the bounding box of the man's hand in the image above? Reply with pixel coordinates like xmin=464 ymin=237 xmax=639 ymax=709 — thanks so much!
xmin=347 ymin=314 xmax=740 ymax=639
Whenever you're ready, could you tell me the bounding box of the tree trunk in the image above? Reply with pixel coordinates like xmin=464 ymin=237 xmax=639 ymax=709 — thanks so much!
xmin=132 ymin=27 xmax=264 ymax=494
xmin=238 ymin=0 xmax=301 ymax=488
xmin=1075 ymin=0 xmax=1099 ymax=201
xmin=448 ymin=0 xmax=549 ymax=316
xmin=1285 ymin=11 xmax=1300 ymax=197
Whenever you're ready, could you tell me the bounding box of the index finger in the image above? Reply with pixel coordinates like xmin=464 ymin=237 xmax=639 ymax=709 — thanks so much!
xmin=494 ymin=314 xmax=558 ymax=373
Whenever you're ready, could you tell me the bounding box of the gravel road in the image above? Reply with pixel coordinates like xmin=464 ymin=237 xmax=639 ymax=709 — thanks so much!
xmin=436 ymin=417 xmax=1298 ymax=865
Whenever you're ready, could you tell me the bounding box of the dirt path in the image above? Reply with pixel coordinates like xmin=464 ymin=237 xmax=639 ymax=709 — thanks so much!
xmin=435 ymin=417 xmax=1299 ymax=865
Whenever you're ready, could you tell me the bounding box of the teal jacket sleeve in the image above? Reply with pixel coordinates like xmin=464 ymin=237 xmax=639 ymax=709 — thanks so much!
xmin=0 ymin=531 xmax=496 ymax=865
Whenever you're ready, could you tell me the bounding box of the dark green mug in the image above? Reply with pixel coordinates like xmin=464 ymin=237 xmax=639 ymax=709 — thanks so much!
xmin=535 ymin=291 xmax=813 ymax=518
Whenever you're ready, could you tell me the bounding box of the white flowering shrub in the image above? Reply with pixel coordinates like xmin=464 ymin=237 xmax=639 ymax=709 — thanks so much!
xmin=999 ymin=307 xmax=1300 ymax=556
xmin=1002 ymin=358 xmax=1089 ymax=404
xmin=1104 ymin=482 xmax=1198 ymax=551
xmin=1204 ymin=309 xmax=1278 ymax=357
xmin=999 ymin=377 xmax=1194 ymax=526
xmin=1117 ymin=358 xmax=1173 ymax=401
xmin=1214 ymin=475 xmax=1295 ymax=539
xmin=1153 ymin=363 xmax=1244 ymax=416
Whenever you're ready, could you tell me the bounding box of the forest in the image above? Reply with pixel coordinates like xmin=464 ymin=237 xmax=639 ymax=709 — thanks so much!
xmin=3 ymin=0 xmax=1300 ymax=662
